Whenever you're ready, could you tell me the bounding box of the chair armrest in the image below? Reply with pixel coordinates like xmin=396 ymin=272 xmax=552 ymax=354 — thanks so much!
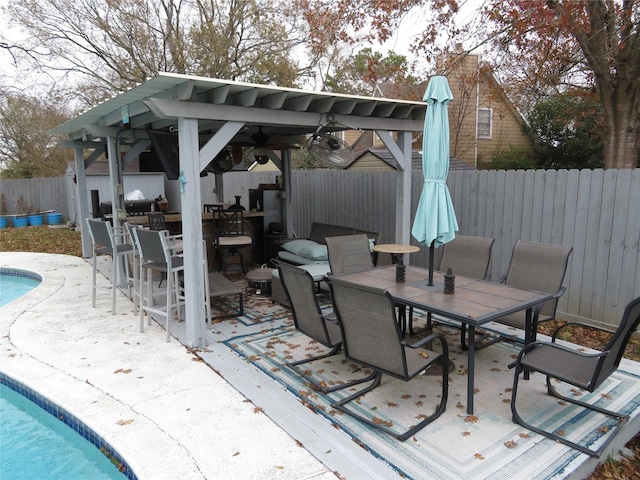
xmin=508 ymin=339 xmax=608 ymax=369
xmin=402 ymin=333 xmax=449 ymax=359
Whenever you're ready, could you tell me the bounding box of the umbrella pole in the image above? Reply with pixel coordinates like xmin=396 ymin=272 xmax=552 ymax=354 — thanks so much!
xmin=428 ymin=241 xmax=435 ymax=286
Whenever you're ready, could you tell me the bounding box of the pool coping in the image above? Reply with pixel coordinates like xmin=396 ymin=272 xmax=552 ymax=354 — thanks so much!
xmin=0 ymin=252 xmax=333 ymax=480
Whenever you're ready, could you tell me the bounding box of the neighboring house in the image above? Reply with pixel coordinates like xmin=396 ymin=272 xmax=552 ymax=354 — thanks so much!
xmin=344 ymin=53 xmax=532 ymax=168
xmin=348 ymin=148 xmax=475 ymax=171
xmin=444 ymin=53 xmax=531 ymax=167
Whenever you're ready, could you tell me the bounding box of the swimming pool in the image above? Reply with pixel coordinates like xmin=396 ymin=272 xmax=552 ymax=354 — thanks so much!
xmin=0 ymin=268 xmax=42 ymax=307
xmin=0 ymin=269 xmax=136 ymax=479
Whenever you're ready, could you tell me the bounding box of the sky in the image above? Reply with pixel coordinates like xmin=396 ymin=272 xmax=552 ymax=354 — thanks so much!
xmin=0 ymin=0 xmax=482 ymax=95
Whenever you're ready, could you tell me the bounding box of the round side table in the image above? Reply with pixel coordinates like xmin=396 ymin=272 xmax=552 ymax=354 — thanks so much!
xmin=372 ymin=244 xmax=420 ymax=264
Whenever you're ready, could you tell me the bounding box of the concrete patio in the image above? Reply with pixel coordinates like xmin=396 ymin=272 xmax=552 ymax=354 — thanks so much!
xmin=1 ymin=252 xmax=639 ymax=479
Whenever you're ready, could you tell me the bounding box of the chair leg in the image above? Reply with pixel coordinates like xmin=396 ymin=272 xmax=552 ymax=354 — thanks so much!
xmin=286 ymin=345 xmax=376 ymax=393
xmin=165 ymin=268 xmax=172 ymax=342
xmin=510 ymin=367 xmax=629 ymax=458
xmin=91 ymin=253 xmax=97 ymax=308
xmin=112 ymin=255 xmax=117 ymax=314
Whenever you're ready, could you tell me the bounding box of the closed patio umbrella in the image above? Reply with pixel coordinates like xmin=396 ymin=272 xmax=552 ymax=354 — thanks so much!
xmin=411 ymin=76 xmax=458 ymax=286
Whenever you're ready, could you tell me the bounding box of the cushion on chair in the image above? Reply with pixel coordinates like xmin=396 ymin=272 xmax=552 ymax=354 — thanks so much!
xmin=281 ymin=239 xmax=328 ymax=261
xmin=218 ymin=235 xmax=252 ymax=246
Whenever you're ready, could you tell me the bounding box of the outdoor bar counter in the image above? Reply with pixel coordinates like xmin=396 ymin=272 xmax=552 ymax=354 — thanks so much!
xmin=127 ymin=209 xmax=268 ymax=270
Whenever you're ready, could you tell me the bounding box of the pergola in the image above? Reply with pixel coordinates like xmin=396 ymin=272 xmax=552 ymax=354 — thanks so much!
xmin=52 ymin=72 xmax=426 ymax=347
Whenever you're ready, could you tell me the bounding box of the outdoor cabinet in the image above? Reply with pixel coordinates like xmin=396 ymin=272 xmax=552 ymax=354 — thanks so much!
xmin=249 ymin=189 xmax=284 ymax=266
xmin=249 ymin=189 xmax=282 ymax=230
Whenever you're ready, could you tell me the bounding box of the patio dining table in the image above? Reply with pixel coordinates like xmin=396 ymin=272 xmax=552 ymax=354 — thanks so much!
xmin=333 ymin=265 xmax=553 ymax=414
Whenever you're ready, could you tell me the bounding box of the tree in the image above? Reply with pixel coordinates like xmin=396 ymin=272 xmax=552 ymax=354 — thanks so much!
xmin=324 ymin=48 xmax=419 ymax=96
xmin=3 ymin=0 xmax=310 ymax=107
xmin=526 ymin=92 xmax=604 ymax=169
xmin=294 ymin=0 xmax=640 ymax=170
xmin=482 ymin=0 xmax=638 ymax=169
xmin=0 ymin=91 xmax=73 ymax=178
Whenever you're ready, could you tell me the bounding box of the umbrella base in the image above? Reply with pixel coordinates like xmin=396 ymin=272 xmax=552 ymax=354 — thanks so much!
xmin=411 ymin=281 xmax=444 ymax=292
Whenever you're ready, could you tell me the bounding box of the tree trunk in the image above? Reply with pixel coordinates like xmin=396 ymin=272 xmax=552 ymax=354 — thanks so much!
xmin=599 ymin=76 xmax=639 ymax=170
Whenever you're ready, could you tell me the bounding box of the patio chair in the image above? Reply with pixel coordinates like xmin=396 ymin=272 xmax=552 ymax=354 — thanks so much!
xmin=212 ymin=208 xmax=252 ymax=273
xmin=325 ymin=234 xmax=374 ymax=275
xmin=326 ymin=276 xmax=449 ymax=441
xmin=439 ymin=235 xmax=495 ymax=280
xmin=510 ymin=295 xmax=640 ymax=458
xmin=412 ymin=235 xmax=495 ymax=336
xmin=461 ymin=240 xmax=573 ymax=350
xmin=86 ymin=218 xmax=134 ymax=314
xmin=147 ymin=212 xmax=183 ymax=286
xmin=133 ymin=227 xmax=185 ymax=341
xmin=277 ymin=261 xmax=373 ymax=393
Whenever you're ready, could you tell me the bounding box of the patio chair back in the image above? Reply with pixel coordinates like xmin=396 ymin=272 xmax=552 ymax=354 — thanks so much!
xmin=326 ymin=234 xmax=374 ymax=275
xmin=439 ymin=235 xmax=495 ymax=280
xmin=135 ymin=227 xmax=170 ymax=265
xmin=595 ymin=296 xmax=640 ymax=386
xmin=147 ymin=212 xmax=166 ymax=231
xmin=86 ymin=218 xmax=115 ymax=253
xmin=327 ymin=277 xmax=407 ymax=377
xmin=503 ymin=241 xmax=573 ymax=319
xmin=277 ymin=262 xmax=339 ymax=348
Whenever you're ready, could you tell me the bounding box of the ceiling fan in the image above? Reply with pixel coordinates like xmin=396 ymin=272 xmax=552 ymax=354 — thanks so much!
xmin=249 ymin=126 xmax=271 ymax=164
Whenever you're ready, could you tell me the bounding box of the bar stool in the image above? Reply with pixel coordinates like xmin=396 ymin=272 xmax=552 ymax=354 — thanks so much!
xmin=134 ymin=228 xmax=184 ymax=341
xmin=86 ymin=218 xmax=133 ymax=314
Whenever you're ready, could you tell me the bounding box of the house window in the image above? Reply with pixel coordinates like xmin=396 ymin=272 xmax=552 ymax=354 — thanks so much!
xmin=477 ymin=108 xmax=492 ymax=139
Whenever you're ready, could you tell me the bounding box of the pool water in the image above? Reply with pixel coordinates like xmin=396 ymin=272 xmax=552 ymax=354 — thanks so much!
xmin=1 ymin=269 xmax=133 ymax=478
xmin=0 ymin=384 xmax=125 ymax=479
xmin=0 ymin=270 xmax=41 ymax=307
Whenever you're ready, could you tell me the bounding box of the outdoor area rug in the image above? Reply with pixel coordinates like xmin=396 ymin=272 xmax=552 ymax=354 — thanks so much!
xmin=209 ymin=274 xmax=293 ymax=326
xmin=223 ymin=317 xmax=640 ymax=480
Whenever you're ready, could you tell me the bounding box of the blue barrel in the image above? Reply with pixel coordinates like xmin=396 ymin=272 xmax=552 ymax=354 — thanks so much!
xmin=47 ymin=212 xmax=63 ymax=225
xmin=28 ymin=214 xmax=44 ymax=226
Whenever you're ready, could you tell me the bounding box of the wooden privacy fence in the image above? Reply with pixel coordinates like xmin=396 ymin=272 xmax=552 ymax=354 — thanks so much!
xmin=1 ymin=177 xmax=68 ymax=217
xmin=2 ymin=169 xmax=638 ymax=330
xmin=225 ymin=168 xmax=640 ymax=330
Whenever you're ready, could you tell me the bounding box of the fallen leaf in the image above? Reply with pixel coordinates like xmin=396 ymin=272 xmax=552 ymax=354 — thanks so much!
xmin=475 ymin=453 xmax=485 ymax=460
xmin=253 ymin=406 xmax=264 ymax=413
xmin=463 ymin=431 xmax=471 ymax=437
xmin=233 ymin=452 xmax=240 ymax=457
xmin=504 ymin=440 xmax=518 ymax=449
xmin=117 ymin=418 xmax=134 ymax=425
xmin=372 ymin=417 xmax=393 ymax=427
xmin=464 ymin=415 xmax=479 ymax=423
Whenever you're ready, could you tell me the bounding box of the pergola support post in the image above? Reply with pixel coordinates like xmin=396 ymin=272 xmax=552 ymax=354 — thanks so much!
xmin=178 ymin=117 xmax=206 ymax=347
